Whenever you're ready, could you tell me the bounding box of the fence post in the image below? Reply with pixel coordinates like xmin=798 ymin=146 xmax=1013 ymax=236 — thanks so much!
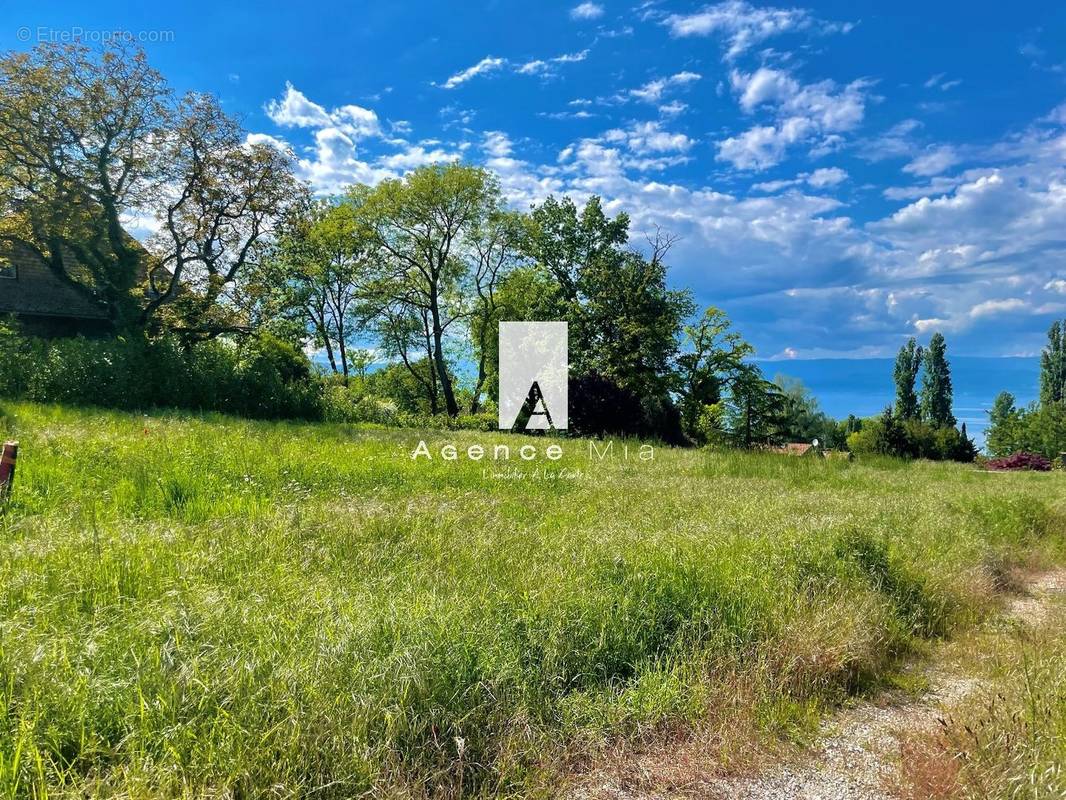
xmin=0 ymin=441 xmax=18 ymax=500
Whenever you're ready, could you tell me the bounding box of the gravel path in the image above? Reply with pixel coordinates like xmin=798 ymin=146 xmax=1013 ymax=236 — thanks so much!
xmin=569 ymin=568 xmax=1066 ymax=800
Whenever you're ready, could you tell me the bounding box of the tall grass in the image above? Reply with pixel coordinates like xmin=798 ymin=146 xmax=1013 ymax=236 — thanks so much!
xmin=0 ymin=402 xmax=1062 ymax=797
xmin=900 ymin=601 xmax=1066 ymax=800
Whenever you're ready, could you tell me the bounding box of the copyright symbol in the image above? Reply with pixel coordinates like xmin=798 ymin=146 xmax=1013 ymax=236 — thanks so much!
xmin=16 ymin=27 xmax=30 ymax=41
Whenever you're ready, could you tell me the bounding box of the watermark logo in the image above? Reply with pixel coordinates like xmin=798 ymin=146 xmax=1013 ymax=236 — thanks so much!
xmin=498 ymin=321 xmax=568 ymax=431
xmin=17 ymin=27 xmax=175 ymax=44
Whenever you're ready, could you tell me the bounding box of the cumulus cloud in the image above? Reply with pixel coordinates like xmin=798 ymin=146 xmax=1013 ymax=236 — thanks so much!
xmin=858 ymin=118 xmax=923 ymax=162
xmin=570 ymin=2 xmax=604 ymax=20
xmin=253 ymin=79 xmax=1066 ymax=358
xmin=245 ymin=132 xmax=292 ymax=152
xmin=259 ymin=83 xmax=467 ymax=193
xmin=664 ymin=1 xmax=852 ymax=60
xmin=1046 ymin=279 xmax=1066 ymax=294
xmin=482 ymin=131 xmax=514 ymax=158
xmin=903 ymin=145 xmax=960 ymax=176
xmin=265 ymin=83 xmax=383 ymax=141
xmin=807 ymin=166 xmax=848 ymax=187
xmin=922 ymin=72 xmax=961 ymax=91
xmin=753 ymin=166 xmax=848 ymax=192
xmin=609 ymin=120 xmax=695 ymax=154
xmin=716 ymin=67 xmax=868 ymax=169
xmin=914 ymin=298 xmax=1029 ymax=334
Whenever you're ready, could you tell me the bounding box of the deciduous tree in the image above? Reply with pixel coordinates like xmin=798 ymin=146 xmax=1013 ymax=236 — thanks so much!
xmin=0 ymin=42 xmax=168 ymax=327
xmin=358 ymin=164 xmax=498 ymax=417
xmin=0 ymin=42 xmax=302 ymax=336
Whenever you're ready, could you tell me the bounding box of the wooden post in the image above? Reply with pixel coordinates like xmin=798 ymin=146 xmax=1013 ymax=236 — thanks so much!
xmin=0 ymin=441 xmax=17 ymax=500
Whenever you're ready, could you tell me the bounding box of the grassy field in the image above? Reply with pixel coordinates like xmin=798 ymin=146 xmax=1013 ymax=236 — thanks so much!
xmin=0 ymin=402 xmax=1063 ymax=798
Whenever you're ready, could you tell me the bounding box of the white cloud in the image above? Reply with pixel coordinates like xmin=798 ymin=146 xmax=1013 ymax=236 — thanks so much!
xmin=882 ymin=175 xmax=962 ymax=201
xmin=903 ymin=145 xmax=959 ymax=176
xmin=969 ymin=298 xmax=1027 ymax=318
xmin=377 ymin=145 xmax=461 ymax=170
xmin=245 ymin=132 xmax=291 ymax=152
xmin=265 ymin=83 xmax=382 ymax=141
xmin=442 ymin=50 xmax=588 ymax=86
xmin=1046 ymin=279 xmax=1066 ymax=294
xmin=482 ymin=131 xmax=514 ymax=158
xmin=441 ymin=56 xmax=507 ymax=89
xmin=858 ymin=118 xmax=923 ymax=161
xmin=629 ymin=71 xmax=702 ymax=103
xmin=1045 ymin=103 xmax=1066 ymax=125
xmin=719 ymin=123 xmax=805 ymax=170
xmin=517 ymin=49 xmax=589 ymax=76
xmin=807 ymin=166 xmax=848 ymax=187
xmin=516 ymin=59 xmax=548 ymax=75
xmin=615 ymin=120 xmax=695 ymax=154
xmin=717 ymin=68 xmax=868 ymax=169
xmin=570 ymin=2 xmax=604 ymax=20
xmin=259 ymin=84 xmax=468 ymax=192
xmin=664 ymin=1 xmax=851 ymax=60
xmin=751 ymin=166 xmax=847 ymax=192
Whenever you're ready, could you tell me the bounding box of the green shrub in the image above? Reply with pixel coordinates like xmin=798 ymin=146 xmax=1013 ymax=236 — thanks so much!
xmin=0 ymin=332 xmax=322 ymax=420
xmin=847 ymin=410 xmax=977 ymax=462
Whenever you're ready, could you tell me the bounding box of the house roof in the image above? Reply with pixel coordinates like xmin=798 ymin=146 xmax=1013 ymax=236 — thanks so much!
xmin=0 ymin=230 xmax=162 ymax=322
xmin=0 ymin=241 xmax=110 ymax=320
xmin=765 ymin=442 xmax=816 ymax=455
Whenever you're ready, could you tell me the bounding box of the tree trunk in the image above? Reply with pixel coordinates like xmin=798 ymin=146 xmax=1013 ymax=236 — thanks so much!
xmin=337 ymin=319 xmax=349 ymax=386
xmin=470 ymin=356 xmax=486 ymax=414
xmin=430 ymin=298 xmax=459 ymax=417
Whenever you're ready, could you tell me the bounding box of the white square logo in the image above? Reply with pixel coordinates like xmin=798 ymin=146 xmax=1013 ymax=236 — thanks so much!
xmin=498 ymin=321 xmax=568 ymax=430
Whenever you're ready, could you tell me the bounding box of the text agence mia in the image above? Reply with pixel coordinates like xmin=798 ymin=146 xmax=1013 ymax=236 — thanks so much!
xmin=410 ymin=440 xmax=656 ymax=462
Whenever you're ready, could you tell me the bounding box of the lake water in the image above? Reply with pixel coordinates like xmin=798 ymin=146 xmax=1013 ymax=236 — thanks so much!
xmin=761 ymin=357 xmax=1041 ymax=448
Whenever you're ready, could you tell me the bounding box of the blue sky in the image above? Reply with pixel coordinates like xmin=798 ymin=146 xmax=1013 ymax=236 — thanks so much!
xmin=6 ymin=1 xmax=1066 ymax=361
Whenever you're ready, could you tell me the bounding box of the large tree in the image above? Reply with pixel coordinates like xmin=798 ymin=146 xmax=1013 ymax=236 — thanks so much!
xmin=467 ymin=210 xmax=525 ymax=413
xmin=893 ymin=337 xmax=923 ymax=420
xmin=0 ymin=42 xmax=301 ymax=334
xmin=357 ymin=164 xmax=499 ymax=417
xmin=1039 ymin=319 xmax=1066 ymax=406
xmin=920 ymin=332 xmax=955 ymax=427
xmin=521 ymin=196 xmax=692 ymax=402
xmin=145 ymin=93 xmax=304 ymax=339
xmin=774 ymin=374 xmax=837 ymax=445
xmin=675 ymin=306 xmax=753 ymax=438
xmin=259 ymin=196 xmax=379 ymax=381
xmin=0 ymin=42 xmax=167 ymax=327
xmin=726 ymin=364 xmax=786 ymax=447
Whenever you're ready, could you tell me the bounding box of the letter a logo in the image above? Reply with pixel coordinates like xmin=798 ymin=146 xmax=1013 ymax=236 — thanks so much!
xmin=498 ymin=322 xmax=568 ymax=431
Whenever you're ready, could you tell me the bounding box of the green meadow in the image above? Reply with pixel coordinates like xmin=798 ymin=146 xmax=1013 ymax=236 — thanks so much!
xmin=0 ymin=402 xmax=1063 ymax=798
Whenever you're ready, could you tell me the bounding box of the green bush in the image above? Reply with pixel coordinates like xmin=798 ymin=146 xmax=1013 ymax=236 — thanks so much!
xmin=986 ymin=400 xmax=1066 ymax=460
xmin=847 ymin=409 xmax=977 ymax=462
xmin=0 ymin=331 xmax=322 ymax=420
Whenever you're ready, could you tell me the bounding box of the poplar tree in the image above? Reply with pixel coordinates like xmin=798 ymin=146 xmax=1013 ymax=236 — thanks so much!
xmin=1039 ymin=319 xmax=1066 ymax=406
xmin=920 ymin=332 xmax=956 ymax=427
xmin=893 ymin=338 xmax=923 ymax=420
